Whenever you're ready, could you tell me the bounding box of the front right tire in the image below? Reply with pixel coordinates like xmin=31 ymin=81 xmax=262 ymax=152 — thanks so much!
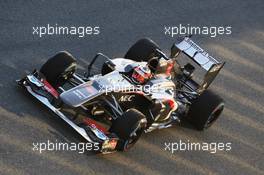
xmin=110 ymin=109 xmax=147 ymax=151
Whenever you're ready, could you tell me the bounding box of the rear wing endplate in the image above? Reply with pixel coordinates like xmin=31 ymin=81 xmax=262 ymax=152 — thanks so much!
xmin=198 ymin=62 xmax=225 ymax=93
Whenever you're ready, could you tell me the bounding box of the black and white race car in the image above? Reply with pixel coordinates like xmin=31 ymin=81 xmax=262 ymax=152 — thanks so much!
xmin=18 ymin=36 xmax=225 ymax=153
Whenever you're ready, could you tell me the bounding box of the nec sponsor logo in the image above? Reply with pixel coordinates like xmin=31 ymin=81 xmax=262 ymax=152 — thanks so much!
xmin=119 ymin=95 xmax=135 ymax=102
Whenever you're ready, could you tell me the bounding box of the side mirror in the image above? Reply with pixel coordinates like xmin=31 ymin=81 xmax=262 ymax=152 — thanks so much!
xmin=155 ymin=49 xmax=169 ymax=60
xmin=170 ymin=44 xmax=181 ymax=58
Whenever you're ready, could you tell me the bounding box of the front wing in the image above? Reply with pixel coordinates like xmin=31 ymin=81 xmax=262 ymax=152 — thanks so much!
xmin=17 ymin=72 xmax=118 ymax=153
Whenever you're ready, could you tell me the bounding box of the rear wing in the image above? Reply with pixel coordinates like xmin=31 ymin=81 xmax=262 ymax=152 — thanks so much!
xmin=171 ymin=37 xmax=225 ymax=92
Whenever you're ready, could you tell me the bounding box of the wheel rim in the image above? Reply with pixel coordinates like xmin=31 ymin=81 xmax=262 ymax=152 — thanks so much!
xmin=204 ymin=103 xmax=224 ymax=129
xmin=123 ymin=119 xmax=147 ymax=151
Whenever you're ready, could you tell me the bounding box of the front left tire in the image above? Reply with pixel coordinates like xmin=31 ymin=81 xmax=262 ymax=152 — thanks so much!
xmin=40 ymin=51 xmax=77 ymax=88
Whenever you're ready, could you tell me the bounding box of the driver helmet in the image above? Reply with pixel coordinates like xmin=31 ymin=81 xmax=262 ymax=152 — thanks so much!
xmin=131 ymin=65 xmax=152 ymax=84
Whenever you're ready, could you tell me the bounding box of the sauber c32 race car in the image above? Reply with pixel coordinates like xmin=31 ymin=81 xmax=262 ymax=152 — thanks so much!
xmin=17 ymin=36 xmax=225 ymax=153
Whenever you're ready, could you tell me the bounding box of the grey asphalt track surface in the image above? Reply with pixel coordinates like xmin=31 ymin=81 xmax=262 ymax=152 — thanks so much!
xmin=0 ymin=1 xmax=263 ymax=175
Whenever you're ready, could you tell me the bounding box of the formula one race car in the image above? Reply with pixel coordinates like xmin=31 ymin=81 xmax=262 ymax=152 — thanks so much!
xmin=17 ymin=36 xmax=225 ymax=153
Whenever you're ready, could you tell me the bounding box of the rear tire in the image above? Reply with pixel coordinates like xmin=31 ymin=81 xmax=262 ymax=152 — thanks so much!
xmin=110 ymin=109 xmax=147 ymax=151
xmin=101 ymin=38 xmax=160 ymax=75
xmin=186 ymin=90 xmax=224 ymax=130
xmin=124 ymin=38 xmax=160 ymax=62
xmin=40 ymin=51 xmax=77 ymax=88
